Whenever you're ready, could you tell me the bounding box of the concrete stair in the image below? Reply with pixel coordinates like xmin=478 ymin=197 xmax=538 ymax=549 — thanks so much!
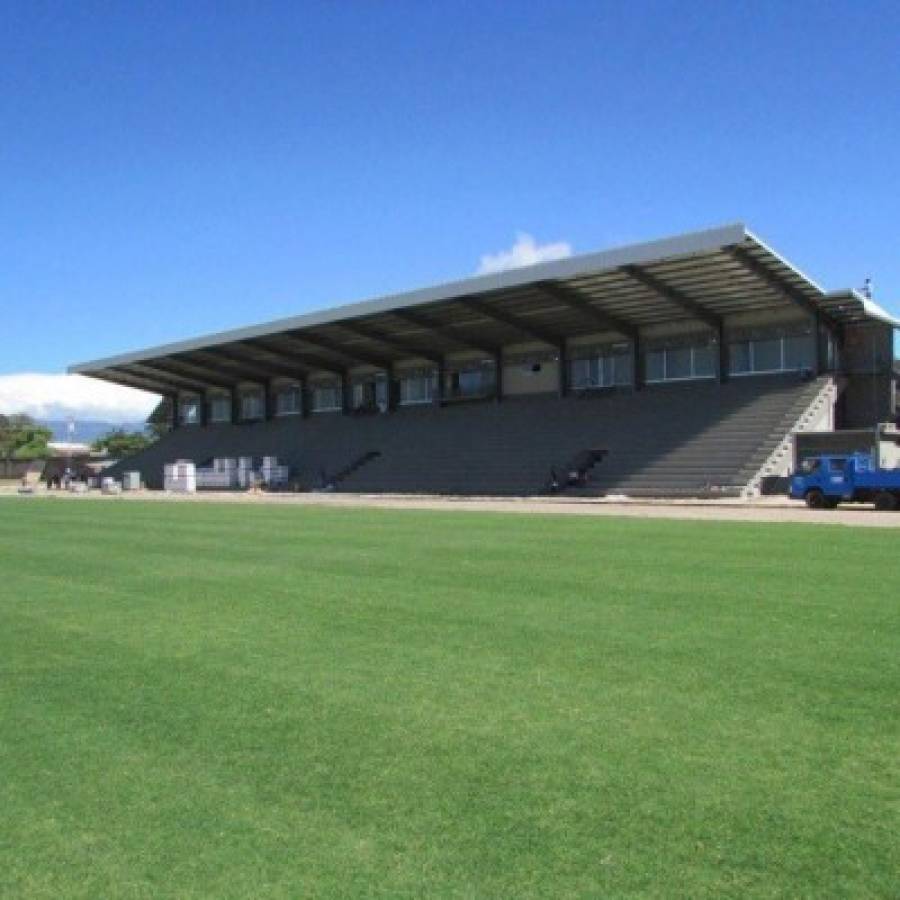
xmin=108 ymin=374 xmax=831 ymax=498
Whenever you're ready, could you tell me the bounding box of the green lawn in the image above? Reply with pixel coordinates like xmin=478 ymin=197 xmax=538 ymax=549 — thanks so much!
xmin=0 ymin=499 xmax=897 ymax=898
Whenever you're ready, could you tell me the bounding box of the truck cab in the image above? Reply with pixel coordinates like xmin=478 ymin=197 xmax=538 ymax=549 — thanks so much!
xmin=790 ymin=451 xmax=900 ymax=510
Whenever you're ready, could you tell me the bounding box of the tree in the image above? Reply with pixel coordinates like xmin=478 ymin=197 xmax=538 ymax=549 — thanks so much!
xmin=0 ymin=414 xmax=52 ymax=460
xmin=146 ymin=399 xmax=173 ymax=439
xmin=91 ymin=428 xmax=152 ymax=458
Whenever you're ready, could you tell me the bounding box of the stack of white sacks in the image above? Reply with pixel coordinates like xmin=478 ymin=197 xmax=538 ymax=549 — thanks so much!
xmin=196 ymin=457 xmax=237 ymax=489
xmin=164 ymin=460 xmax=197 ymax=493
xmin=167 ymin=456 xmax=289 ymax=491
xmin=261 ymin=456 xmax=289 ymax=487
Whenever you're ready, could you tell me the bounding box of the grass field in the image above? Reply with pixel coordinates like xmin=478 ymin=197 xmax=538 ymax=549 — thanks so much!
xmin=0 ymin=499 xmax=897 ymax=898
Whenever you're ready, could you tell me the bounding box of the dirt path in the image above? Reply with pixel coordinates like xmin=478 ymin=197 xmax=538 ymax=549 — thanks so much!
xmin=4 ymin=486 xmax=900 ymax=528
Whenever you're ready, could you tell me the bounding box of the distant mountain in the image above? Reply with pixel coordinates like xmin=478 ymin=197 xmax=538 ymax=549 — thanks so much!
xmin=38 ymin=420 xmax=147 ymax=443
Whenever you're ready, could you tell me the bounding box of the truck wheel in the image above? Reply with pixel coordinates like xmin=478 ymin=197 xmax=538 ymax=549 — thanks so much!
xmin=874 ymin=491 xmax=898 ymax=512
xmin=824 ymin=497 xmax=839 ymax=509
xmin=806 ymin=489 xmax=826 ymax=509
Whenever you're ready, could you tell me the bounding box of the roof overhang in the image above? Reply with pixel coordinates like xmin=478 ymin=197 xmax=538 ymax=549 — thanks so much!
xmin=820 ymin=290 xmax=900 ymax=328
xmin=69 ymin=223 xmax=897 ymax=395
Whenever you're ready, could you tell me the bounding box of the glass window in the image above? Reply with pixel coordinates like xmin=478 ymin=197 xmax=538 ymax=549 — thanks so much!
xmin=399 ymin=373 xmax=434 ymax=405
xmin=241 ymin=391 xmax=263 ymax=420
xmin=351 ymin=380 xmax=377 ymax=409
xmin=209 ymin=395 xmax=231 ymax=423
xmin=667 ymin=347 xmax=693 ymax=379
xmin=597 ymin=356 xmax=614 ymax=387
xmin=571 ymin=351 xmax=633 ymax=388
xmin=730 ymin=341 xmax=752 ymax=375
xmin=784 ymin=335 xmax=811 ymax=371
xmin=645 ymin=344 xmax=716 ymax=382
xmin=311 ymin=384 xmax=341 ymax=411
xmin=569 ymin=358 xmax=592 ymax=388
xmin=457 ymin=369 xmax=483 ymax=396
xmin=180 ymin=397 xmax=200 ymax=425
xmin=612 ymin=353 xmax=632 ymax=385
xmin=376 ymin=376 xmax=390 ymax=411
xmin=693 ymin=344 xmax=716 ymax=378
xmin=275 ymin=384 xmax=301 ymax=416
xmin=645 ymin=350 xmax=665 ymax=383
xmin=754 ymin=338 xmax=782 ymax=372
xmin=731 ymin=334 xmax=814 ymax=375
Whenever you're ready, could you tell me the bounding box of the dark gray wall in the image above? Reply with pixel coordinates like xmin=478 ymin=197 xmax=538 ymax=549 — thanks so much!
xmin=840 ymin=322 xmax=896 ymax=427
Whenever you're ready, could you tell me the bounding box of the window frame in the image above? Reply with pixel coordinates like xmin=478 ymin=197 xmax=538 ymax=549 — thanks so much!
xmin=728 ymin=334 xmax=814 ymax=377
xmin=275 ymin=384 xmax=302 ymax=417
xmin=643 ymin=344 xmax=717 ymax=384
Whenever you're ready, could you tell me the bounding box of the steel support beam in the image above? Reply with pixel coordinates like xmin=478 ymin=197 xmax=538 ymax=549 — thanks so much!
xmin=717 ymin=321 xmax=729 ymax=383
xmin=289 ymin=330 xmax=393 ymax=371
xmin=128 ymin=358 xmax=237 ymax=391
xmin=337 ymin=321 xmax=443 ymax=365
xmin=433 ymin=360 xmax=444 ymax=407
xmin=298 ymin=376 xmax=309 ymax=418
xmin=93 ymin=368 xmax=170 ymax=396
xmin=558 ymin=343 xmax=568 ymax=397
xmin=232 ymin=388 xmax=241 ymax=425
xmin=621 ymin=265 xmax=721 ymax=330
xmin=633 ymin=333 xmax=643 ymax=390
xmin=190 ymin=347 xmax=301 ymax=384
xmin=113 ymin=363 xmax=227 ymax=394
xmin=726 ymin=246 xmax=831 ymax=325
xmin=458 ymin=297 xmax=562 ymax=347
xmin=263 ymin=378 xmax=273 ymax=420
xmin=813 ymin=312 xmax=823 ymax=376
xmin=391 ymin=308 xmax=500 ymax=355
xmin=535 ymin=281 xmax=638 ymax=339
xmin=244 ymin=335 xmax=346 ymax=375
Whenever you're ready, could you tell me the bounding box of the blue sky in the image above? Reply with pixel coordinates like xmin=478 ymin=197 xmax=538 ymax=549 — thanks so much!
xmin=1 ymin=1 xmax=897 ymax=411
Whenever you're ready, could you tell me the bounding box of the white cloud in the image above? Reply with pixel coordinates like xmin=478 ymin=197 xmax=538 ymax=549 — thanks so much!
xmin=0 ymin=373 xmax=159 ymax=422
xmin=476 ymin=232 xmax=573 ymax=276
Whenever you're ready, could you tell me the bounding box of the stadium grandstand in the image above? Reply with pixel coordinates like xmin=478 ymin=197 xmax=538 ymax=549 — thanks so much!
xmin=69 ymin=223 xmax=899 ymax=497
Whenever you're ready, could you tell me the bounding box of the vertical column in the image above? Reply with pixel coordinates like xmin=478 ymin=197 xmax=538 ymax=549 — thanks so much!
xmin=385 ymin=366 xmax=396 ymax=413
xmin=494 ymin=351 xmax=503 ymax=403
xmin=231 ymin=387 xmax=241 ymax=425
xmin=718 ymin=323 xmax=729 ymax=383
xmin=433 ymin=361 xmax=444 ymax=407
xmin=262 ymin=380 xmax=273 ymax=421
xmin=633 ymin=333 xmax=643 ymax=390
xmin=812 ymin=312 xmax=823 ymax=376
xmin=170 ymin=394 xmax=180 ymax=430
xmin=558 ymin=343 xmax=568 ymax=398
xmin=299 ymin=376 xmax=309 ymax=418
xmin=340 ymin=372 xmax=349 ymax=414
xmin=199 ymin=392 xmax=209 ymax=426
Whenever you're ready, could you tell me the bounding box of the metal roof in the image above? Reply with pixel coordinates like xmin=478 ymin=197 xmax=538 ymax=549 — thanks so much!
xmin=69 ymin=223 xmax=897 ymax=396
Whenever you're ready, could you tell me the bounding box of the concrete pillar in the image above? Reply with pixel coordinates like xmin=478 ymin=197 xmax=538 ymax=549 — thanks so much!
xmin=262 ymin=380 xmax=273 ymax=421
xmin=231 ymin=388 xmax=241 ymax=425
xmin=340 ymin=373 xmax=350 ymax=414
xmin=718 ymin=323 xmax=729 ymax=383
xmin=299 ymin=377 xmax=309 ymax=418
xmin=558 ymin=344 xmax=568 ymax=398
xmin=633 ymin=334 xmax=643 ymax=391
xmin=494 ymin=352 xmax=503 ymax=403
xmin=813 ymin=312 xmax=823 ymax=376
xmin=433 ymin=362 xmax=444 ymax=407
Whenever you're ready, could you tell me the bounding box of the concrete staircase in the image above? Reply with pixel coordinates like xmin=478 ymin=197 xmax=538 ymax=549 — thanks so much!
xmin=739 ymin=376 xmax=839 ymax=498
xmin=107 ymin=375 xmax=831 ymax=498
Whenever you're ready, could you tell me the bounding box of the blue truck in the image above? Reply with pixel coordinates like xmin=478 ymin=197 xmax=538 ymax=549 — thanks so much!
xmin=790 ymin=452 xmax=900 ymax=510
